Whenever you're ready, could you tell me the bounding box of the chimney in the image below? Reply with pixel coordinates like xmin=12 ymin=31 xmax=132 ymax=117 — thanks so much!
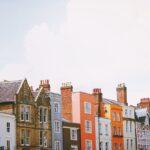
xmin=61 ymin=82 xmax=73 ymax=121
xmin=39 ymin=80 xmax=50 ymax=92
xmin=92 ymin=88 xmax=103 ymax=117
xmin=116 ymin=83 xmax=127 ymax=105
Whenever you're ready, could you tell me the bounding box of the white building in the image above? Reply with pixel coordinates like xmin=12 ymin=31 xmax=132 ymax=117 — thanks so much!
xmin=123 ymin=105 xmax=136 ymax=150
xmin=95 ymin=117 xmax=111 ymax=150
xmin=0 ymin=112 xmax=16 ymax=150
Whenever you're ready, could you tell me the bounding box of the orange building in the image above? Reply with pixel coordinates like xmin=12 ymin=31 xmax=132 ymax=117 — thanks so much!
xmin=61 ymin=83 xmax=96 ymax=150
xmin=101 ymin=99 xmax=124 ymax=150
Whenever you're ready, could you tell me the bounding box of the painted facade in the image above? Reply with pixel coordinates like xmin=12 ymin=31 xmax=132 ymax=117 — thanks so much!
xmin=123 ymin=105 xmax=136 ymax=150
xmin=95 ymin=117 xmax=111 ymax=150
xmin=50 ymin=92 xmax=63 ymax=150
xmin=62 ymin=120 xmax=81 ymax=150
xmin=61 ymin=83 xmax=96 ymax=150
xmin=0 ymin=112 xmax=16 ymax=150
xmin=101 ymin=100 xmax=124 ymax=150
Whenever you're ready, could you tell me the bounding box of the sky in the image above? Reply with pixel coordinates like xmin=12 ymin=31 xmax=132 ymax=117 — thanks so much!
xmin=0 ymin=0 xmax=150 ymax=106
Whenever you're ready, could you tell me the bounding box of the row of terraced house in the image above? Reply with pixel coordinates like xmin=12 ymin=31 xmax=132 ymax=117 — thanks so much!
xmin=0 ymin=79 xmax=149 ymax=150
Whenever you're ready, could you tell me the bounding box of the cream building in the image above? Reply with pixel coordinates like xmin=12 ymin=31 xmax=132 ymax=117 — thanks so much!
xmin=123 ymin=105 xmax=136 ymax=150
xmin=95 ymin=117 xmax=112 ymax=150
xmin=0 ymin=112 xmax=16 ymax=150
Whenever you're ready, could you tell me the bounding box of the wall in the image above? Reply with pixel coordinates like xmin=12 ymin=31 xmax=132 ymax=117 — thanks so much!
xmin=0 ymin=112 xmax=16 ymax=150
xmin=50 ymin=92 xmax=63 ymax=150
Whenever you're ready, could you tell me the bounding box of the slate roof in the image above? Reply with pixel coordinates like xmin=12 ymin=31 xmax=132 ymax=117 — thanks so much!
xmin=103 ymin=98 xmax=121 ymax=106
xmin=0 ymin=80 xmax=22 ymax=103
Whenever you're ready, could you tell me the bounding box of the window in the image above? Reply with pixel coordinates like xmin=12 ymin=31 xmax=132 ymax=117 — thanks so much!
xmin=39 ymin=107 xmax=47 ymax=123
xmin=39 ymin=108 xmax=43 ymax=122
xmin=55 ymin=141 xmax=60 ymax=150
xmin=117 ymin=113 xmax=120 ymax=121
xmin=127 ymin=139 xmax=129 ymax=150
xmin=125 ymin=109 xmax=128 ymax=116
xmin=85 ymin=120 xmax=92 ymax=133
xmin=71 ymin=145 xmax=78 ymax=150
xmin=40 ymin=131 xmax=43 ymax=146
xmin=100 ymin=142 xmax=103 ymax=150
xmin=105 ymin=124 xmax=108 ymax=135
xmin=112 ymin=112 xmax=115 ymax=121
xmin=131 ymin=139 xmax=133 ymax=149
xmin=114 ymin=143 xmax=117 ymax=150
xmin=105 ymin=142 xmax=108 ymax=150
xmin=84 ymin=102 xmax=91 ymax=114
xmin=7 ymin=122 xmax=10 ymax=133
xmin=70 ymin=128 xmax=77 ymax=140
xmin=113 ymin=127 xmax=117 ymax=135
xmin=118 ymin=144 xmax=122 ymax=150
xmin=85 ymin=140 xmax=92 ymax=150
xmin=129 ymin=110 xmax=132 ymax=116
xmin=21 ymin=129 xmax=30 ymax=146
xmin=20 ymin=105 xmax=30 ymax=122
xmin=126 ymin=121 xmax=128 ymax=132
xmin=130 ymin=121 xmax=132 ymax=132
xmin=44 ymin=136 xmax=47 ymax=147
xmin=43 ymin=108 xmax=47 ymax=122
xmin=54 ymin=121 xmax=60 ymax=132
xmin=7 ymin=140 xmax=10 ymax=150
xmin=99 ymin=123 xmax=102 ymax=134
xmin=54 ymin=103 xmax=59 ymax=113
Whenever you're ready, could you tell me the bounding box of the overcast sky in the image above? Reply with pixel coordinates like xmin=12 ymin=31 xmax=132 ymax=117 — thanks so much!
xmin=0 ymin=0 xmax=150 ymax=105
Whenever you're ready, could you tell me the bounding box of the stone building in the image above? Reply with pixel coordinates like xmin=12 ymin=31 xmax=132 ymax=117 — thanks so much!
xmin=0 ymin=79 xmax=51 ymax=150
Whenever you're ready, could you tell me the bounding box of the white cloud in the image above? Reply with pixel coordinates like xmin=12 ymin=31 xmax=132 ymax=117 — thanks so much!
xmin=1 ymin=0 xmax=150 ymax=105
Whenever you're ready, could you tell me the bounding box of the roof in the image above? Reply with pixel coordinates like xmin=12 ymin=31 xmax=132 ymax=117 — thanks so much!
xmin=0 ymin=80 xmax=23 ymax=103
xmin=103 ymin=98 xmax=121 ymax=106
xmin=135 ymin=108 xmax=149 ymax=118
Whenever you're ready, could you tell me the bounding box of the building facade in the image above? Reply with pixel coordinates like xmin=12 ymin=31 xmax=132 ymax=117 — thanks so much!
xmin=50 ymin=92 xmax=63 ymax=150
xmin=95 ymin=117 xmax=111 ymax=150
xmin=123 ymin=105 xmax=136 ymax=150
xmin=0 ymin=79 xmax=52 ymax=150
xmin=62 ymin=120 xmax=81 ymax=150
xmin=137 ymin=98 xmax=150 ymax=111
xmin=0 ymin=112 xmax=16 ymax=150
xmin=61 ymin=83 xmax=96 ymax=150
xmin=135 ymin=108 xmax=150 ymax=150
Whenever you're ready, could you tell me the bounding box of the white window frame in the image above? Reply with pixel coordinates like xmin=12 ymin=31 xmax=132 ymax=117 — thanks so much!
xmin=55 ymin=140 xmax=61 ymax=150
xmin=85 ymin=120 xmax=92 ymax=133
xmin=85 ymin=140 xmax=92 ymax=150
xmin=54 ymin=102 xmax=59 ymax=113
xmin=70 ymin=128 xmax=77 ymax=141
xmin=39 ymin=107 xmax=48 ymax=123
xmin=20 ymin=105 xmax=30 ymax=122
xmin=21 ymin=129 xmax=30 ymax=146
xmin=84 ymin=102 xmax=91 ymax=114
xmin=71 ymin=145 xmax=78 ymax=150
xmin=54 ymin=120 xmax=60 ymax=133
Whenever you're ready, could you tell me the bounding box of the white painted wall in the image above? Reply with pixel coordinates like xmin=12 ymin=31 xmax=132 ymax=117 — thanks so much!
xmin=123 ymin=106 xmax=136 ymax=150
xmin=95 ymin=117 xmax=111 ymax=150
xmin=0 ymin=112 xmax=16 ymax=150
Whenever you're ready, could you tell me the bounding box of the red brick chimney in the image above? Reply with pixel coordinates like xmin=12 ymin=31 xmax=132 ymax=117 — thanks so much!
xmin=116 ymin=83 xmax=127 ymax=105
xmin=92 ymin=88 xmax=103 ymax=117
xmin=39 ymin=80 xmax=50 ymax=92
xmin=61 ymin=82 xmax=73 ymax=121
